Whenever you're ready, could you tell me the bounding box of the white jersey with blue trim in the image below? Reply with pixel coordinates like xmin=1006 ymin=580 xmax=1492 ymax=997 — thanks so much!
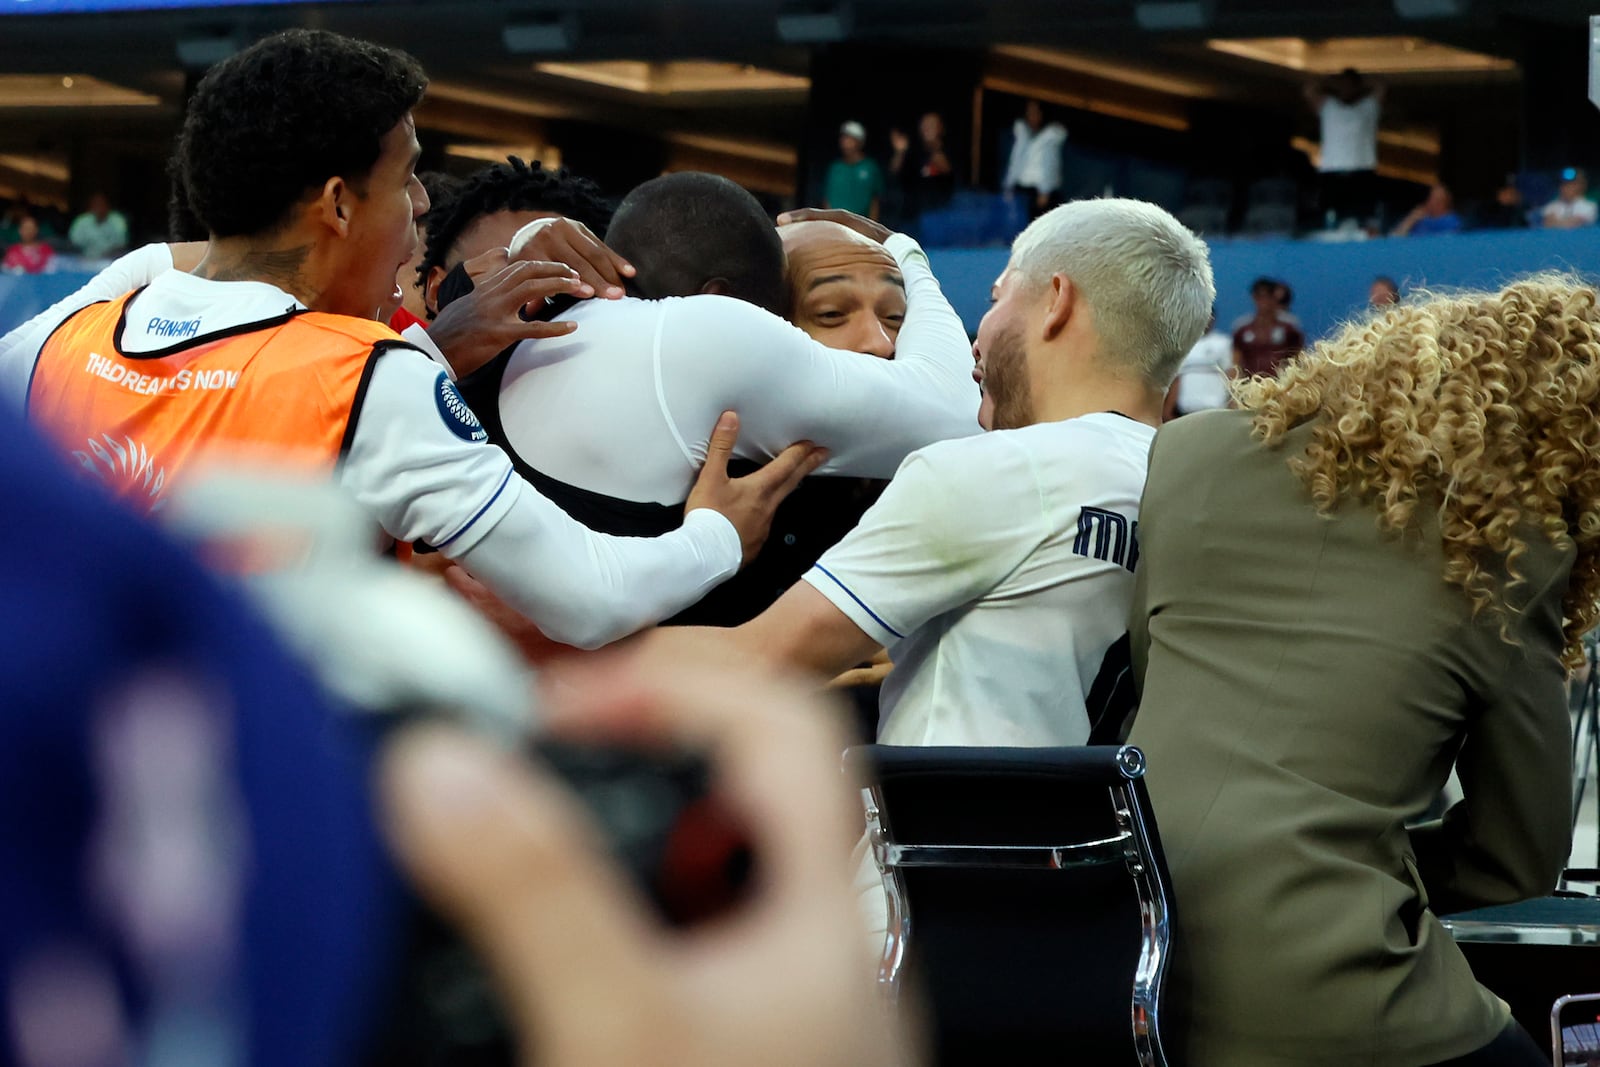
xmin=803 ymin=412 xmax=1155 ymax=746
xmin=3 ymin=262 xmax=741 ymax=649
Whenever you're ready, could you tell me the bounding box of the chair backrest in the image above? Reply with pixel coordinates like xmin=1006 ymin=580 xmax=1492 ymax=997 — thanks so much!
xmin=846 ymin=744 xmax=1175 ymax=1067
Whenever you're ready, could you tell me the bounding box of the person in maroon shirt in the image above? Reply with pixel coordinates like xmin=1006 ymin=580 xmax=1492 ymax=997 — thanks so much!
xmin=1232 ymin=276 xmax=1304 ymax=378
xmin=3 ymin=216 xmax=54 ymax=275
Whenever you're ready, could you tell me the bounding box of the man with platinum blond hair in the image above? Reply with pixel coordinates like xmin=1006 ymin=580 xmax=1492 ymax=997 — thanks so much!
xmin=650 ymin=197 xmax=1215 ymax=749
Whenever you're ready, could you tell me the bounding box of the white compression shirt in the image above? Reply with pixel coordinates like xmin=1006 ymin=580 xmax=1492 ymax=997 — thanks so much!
xmin=491 ymin=231 xmax=979 ymax=504
xmin=1 ymin=261 xmax=741 ymax=649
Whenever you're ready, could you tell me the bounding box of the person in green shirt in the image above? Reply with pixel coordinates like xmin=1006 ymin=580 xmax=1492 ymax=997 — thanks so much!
xmin=823 ymin=121 xmax=885 ymax=221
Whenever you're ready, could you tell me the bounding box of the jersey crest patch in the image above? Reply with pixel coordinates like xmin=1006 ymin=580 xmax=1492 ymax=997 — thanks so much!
xmin=433 ymin=372 xmax=487 ymax=443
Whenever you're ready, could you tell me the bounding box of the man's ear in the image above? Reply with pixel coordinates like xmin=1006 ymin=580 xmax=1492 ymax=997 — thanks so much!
xmin=1041 ymin=273 xmax=1076 ymax=341
xmin=317 ymin=176 xmax=352 ymax=236
xmin=700 ymin=277 xmax=732 ymax=297
xmin=424 ymin=264 xmax=447 ymax=318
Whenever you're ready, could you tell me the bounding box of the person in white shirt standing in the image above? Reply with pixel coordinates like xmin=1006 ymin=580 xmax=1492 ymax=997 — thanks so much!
xmin=1164 ymin=311 xmax=1232 ymax=420
xmin=648 ymin=197 xmax=1214 ymax=750
xmin=1002 ymin=99 xmax=1068 ymax=219
xmin=1540 ymin=167 xmax=1598 ymax=229
xmin=1306 ymin=68 xmax=1382 ymax=228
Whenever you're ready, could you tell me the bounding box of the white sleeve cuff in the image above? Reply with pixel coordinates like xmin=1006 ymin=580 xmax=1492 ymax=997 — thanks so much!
xmin=508 ymin=216 xmax=563 ymax=259
xmin=802 ymin=565 xmax=904 ymax=648
xmin=885 ymin=232 xmax=929 ymax=268
xmin=682 ymin=506 xmax=743 ymax=583
xmin=401 ymin=322 xmax=453 ymax=380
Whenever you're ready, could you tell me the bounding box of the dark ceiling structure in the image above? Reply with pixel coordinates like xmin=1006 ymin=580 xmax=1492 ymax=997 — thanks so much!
xmin=0 ymin=0 xmax=1592 ymax=209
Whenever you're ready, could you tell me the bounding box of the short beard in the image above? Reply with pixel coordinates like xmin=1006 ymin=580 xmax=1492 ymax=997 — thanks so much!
xmin=983 ymin=322 xmax=1036 ymax=430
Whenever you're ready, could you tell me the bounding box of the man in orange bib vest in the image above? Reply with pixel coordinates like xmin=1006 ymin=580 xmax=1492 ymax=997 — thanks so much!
xmin=18 ymin=28 xmax=822 ymax=650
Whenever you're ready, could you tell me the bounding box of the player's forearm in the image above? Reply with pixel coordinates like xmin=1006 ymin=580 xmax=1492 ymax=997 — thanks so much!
xmin=886 ymin=233 xmax=980 ymax=405
xmin=459 ymin=497 xmax=742 ymax=649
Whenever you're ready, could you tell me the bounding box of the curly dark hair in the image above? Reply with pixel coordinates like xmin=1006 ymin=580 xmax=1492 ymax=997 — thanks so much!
xmin=417 ymin=171 xmax=463 ymax=218
xmin=417 ymin=156 xmax=614 ymax=290
xmin=176 ymin=29 xmax=426 ymax=238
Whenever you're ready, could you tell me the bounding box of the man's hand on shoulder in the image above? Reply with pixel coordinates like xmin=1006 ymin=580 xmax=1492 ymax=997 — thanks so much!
xmin=685 ymin=411 xmax=827 ymax=566
xmin=777 ymin=207 xmax=893 ymax=245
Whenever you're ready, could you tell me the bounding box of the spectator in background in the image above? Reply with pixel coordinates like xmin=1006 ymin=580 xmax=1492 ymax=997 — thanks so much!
xmin=3 ymin=216 xmax=54 ymax=275
xmin=889 ymin=111 xmax=955 ymax=222
xmin=67 ymin=191 xmax=129 ymax=260
xmin=1370 ymin=275 xmax=1400 ymax=307
xmin=0 ymin=199 xmax=52 ymax=246
xmin=1233 ymin=277 xmax=1304 ymax=378
xmin=1541 ymin=167 xmax=1597 ymax=230
xmin=823 ymin=121 xmax=885 ymax=221
xmin=1306 ymin=68 xmax=1382 ymax=227
xmin=1480 ymin=177 xmax=1526 ymax=230
xmin=1392 ymin=184 xmax=1462 ymax=237
xmin=1275 ymin=281 xmax=1298 ymax=319
xmin=1002 ymin=99 xmax=1067 ymax=219
xmin=1165 ymin=310 xmax=1233 ymax=420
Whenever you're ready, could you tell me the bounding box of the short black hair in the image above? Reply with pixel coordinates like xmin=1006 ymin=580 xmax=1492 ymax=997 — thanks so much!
xmin=165 ymin=152 xmax=206 ymax=241
xmin=1250 ymin=276 xmax=1278 ymax=297
xmin=417 ymin=170 xmax=463 ymax=215
xmin=418 ymin=156 xmax=614 ymax=289
xmin=604 ymin=172 xmax=785 ymax=314
xmin=177 ymin=29 xmax=427 ymax=238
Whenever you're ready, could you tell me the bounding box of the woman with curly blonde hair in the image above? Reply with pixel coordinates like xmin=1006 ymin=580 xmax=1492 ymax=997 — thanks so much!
xmin=1126 ymin=275 xmax=1599 ymax=1067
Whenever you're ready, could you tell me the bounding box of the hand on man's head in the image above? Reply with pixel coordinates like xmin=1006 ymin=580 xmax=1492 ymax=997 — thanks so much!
xmin=508 ymin=216 xmax=635 ymax=300
xmin=427 ymin=248 xmax=593 ymax=378
xmin=776 ymin=207 xmax=893 ymax=245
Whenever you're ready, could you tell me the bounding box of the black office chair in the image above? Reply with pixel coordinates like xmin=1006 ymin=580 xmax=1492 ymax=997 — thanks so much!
xmin=845 ymin=744 xmax=1175 ymax=1066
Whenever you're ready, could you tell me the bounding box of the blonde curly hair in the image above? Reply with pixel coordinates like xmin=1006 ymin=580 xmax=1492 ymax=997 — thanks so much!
xmin=1234 ymin=274 xmax=1600 ymax=669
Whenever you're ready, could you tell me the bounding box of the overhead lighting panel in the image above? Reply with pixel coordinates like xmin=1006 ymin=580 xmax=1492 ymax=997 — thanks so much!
xmin=0 ymin=73 xmax=160 ymax=107
xmin=1205 ymin=36 xmax=1513 ymax=75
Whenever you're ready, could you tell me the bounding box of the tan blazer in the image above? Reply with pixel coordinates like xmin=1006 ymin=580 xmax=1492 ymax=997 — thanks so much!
xmin=1127 ymin=409 xmax=1574 ymax=1067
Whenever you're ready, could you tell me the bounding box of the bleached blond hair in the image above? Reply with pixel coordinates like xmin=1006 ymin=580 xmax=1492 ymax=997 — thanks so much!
xmin=1008 ymin=197 xmax=1215 ymax=388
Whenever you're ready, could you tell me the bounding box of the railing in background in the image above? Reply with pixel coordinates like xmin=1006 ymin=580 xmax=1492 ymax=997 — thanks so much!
xmin=3 ymin=225 xmax=1594 ymax=348
xmin=0 ymin=272 xmax=108 ymax=340
xmin=928 ymin=225 xmax=1599 ymax=341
